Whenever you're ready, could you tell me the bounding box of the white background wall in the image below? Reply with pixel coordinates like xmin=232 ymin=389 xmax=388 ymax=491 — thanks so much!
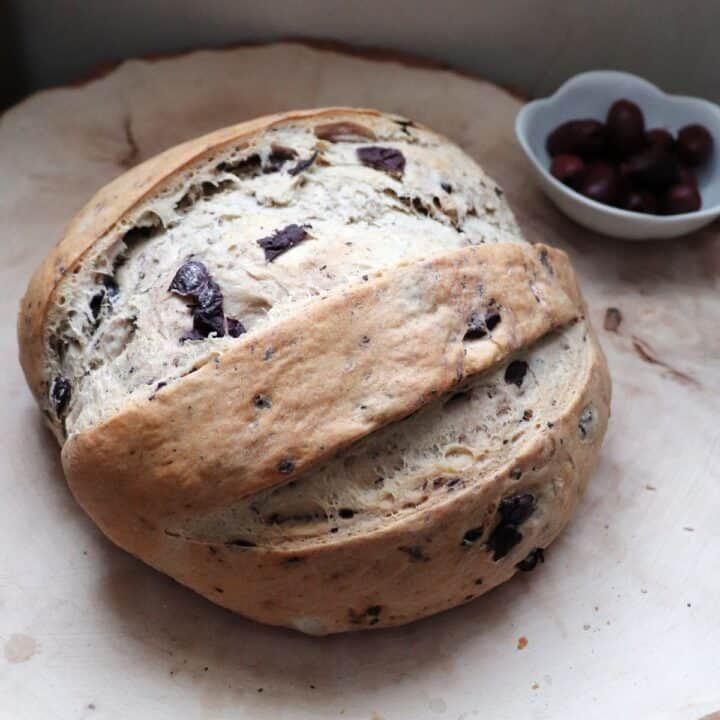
xmin=5 ymin=0 xmax=720 ymax=106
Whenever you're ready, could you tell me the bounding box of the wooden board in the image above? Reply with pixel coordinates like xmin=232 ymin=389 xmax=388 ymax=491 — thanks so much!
xmin=1 ymin=42 xmax=718 ymax=720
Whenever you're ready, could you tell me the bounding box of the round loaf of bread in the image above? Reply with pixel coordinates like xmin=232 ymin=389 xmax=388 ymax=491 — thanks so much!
xmin=18 ymin=108 xmax=610 ymax=634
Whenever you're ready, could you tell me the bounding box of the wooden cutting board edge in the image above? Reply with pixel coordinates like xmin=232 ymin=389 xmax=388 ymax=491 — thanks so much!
xmin=12 ymin=38 xmax=528 ymax=108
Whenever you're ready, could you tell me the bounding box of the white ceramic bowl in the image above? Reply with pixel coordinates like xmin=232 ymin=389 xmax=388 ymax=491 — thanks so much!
xmin=515 ymin=70 xmax=720 ymax=240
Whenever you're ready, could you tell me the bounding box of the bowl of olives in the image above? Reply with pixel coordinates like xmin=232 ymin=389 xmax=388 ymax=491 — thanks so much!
xmin=515 ymin=71 xmax=720 ymax=239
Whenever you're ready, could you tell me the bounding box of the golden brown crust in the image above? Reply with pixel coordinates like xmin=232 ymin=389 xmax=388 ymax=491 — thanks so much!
xmin=63 ymin=242 xmax=580 ymax=524
xmin=64 ymin=324 xmax=609 ymax=635
xmin=17 ymin=108 xmax=383 ymax=401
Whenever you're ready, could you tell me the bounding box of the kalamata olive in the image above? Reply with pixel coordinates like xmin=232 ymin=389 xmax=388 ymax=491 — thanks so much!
xmin=550 ymin=154 xmax=586 ymax=188
xmin=622 ymin=190 xmax=659 ymax=214
xmin=645 ymin=128 xmax=674 ymax=152
xmin=579 ymin=162 xmax=622 ymax=206
xmin=620 ymin=145 xmax=678 ymax=189
xmin=663 ymin=184 xmax=701 ymax=214
xmin=678 ymin=166 xmax=698 ymax=188
xmin=606 ymin=99 xmax=645 ymax=157
xmin=546 ymin=120 xmax=606 ymax=158
xmin=676 ymin=124 xmax=714 ymax=166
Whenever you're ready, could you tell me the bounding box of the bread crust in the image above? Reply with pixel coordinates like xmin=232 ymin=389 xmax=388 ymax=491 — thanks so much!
xmin=18 ymin=108 xmax=611 ymax=633
xmin=65 ymin=328 xmax=609 ymax=635
xmin=63 ymin=242 xmax=581 ymax=516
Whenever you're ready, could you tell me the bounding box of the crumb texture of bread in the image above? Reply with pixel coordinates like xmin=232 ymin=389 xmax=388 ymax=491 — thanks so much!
xmin=19 ymin=108 xmax=610 ymax=634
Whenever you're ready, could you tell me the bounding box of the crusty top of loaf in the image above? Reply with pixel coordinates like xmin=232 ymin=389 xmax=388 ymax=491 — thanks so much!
xmin=18 ymin=108 xmax=522 ymax=441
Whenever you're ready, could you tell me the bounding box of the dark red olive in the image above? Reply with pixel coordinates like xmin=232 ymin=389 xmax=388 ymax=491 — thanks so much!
xmin=663 ymin=184 xmax=701 ymax=214
xmin=645 ymin=128 xmax=674 ymax=152
xmin=677 ymin=166 xmax=698 ymax=188
xmin=676 ymin=124 xmax=714 ymax=166
xmin=606 ymin=99 xmax=645 ymax=157
xmin=620 ymin=145 xmax=678 ymax=189
xmin=550 ymin=154 xmax=586 ymax=188
xmin=622 ymin=190 xmax=659 ymax=214
xmin=579 ymin=162 xmax=622 ymax=206
xmin=546 ymin=120 xmax=606 ymax=158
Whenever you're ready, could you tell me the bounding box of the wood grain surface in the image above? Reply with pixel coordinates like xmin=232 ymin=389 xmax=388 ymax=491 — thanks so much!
xmin=1 ymin=42 xmax=718 ymax=720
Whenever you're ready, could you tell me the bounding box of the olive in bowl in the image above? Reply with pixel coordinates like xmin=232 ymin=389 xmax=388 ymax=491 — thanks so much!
xmin=546 ymin=98 xmax=711 ymax=216
xmin=516 ymin=70 xmax=720 ymax=239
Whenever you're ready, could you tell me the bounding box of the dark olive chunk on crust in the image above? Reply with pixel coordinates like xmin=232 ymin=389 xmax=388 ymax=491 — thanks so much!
xmin=357 ymin=146 xmax=406 ymax=176
xmin=257 ymin=224 xmax=311 ymax=262
xmin=51 ymin=376 xmax=72 ymax=415
xmin=170 ymin=261 xmax=246 ymax=341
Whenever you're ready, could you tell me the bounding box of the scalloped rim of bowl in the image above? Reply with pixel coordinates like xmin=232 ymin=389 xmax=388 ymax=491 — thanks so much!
xmin=515 ymin=70 xmax=720 ymax=225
